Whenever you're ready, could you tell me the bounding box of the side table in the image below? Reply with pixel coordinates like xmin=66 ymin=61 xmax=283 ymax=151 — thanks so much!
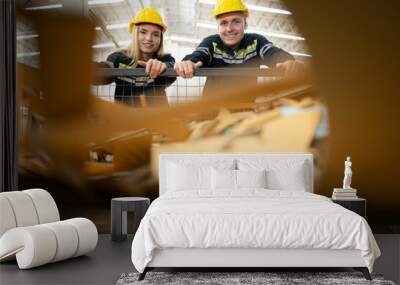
xmin=331 ymin=197 xmax=366 ymax=219
xmin=111 ymin=197 xmax=150 ymax=242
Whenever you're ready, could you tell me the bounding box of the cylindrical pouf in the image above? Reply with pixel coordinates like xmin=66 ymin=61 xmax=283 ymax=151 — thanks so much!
xmin=23 ymin=189 xmax=60 ymax=223
xmin=42 ymin=221 xmax=79 ymax=263
xmin=64 ymin=218 xmax=98 ymax=257
xmin=0 ymin=226 xmax=57 ymax=269
xmin=0 ymin=191 xmax=39 ymax=227
xmin=0 ymin=195 xmax=17 ymax=238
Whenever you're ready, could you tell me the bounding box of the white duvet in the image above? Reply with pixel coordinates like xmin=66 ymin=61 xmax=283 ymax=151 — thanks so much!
xmin=131 ymin=190 xmax=380 ymax=273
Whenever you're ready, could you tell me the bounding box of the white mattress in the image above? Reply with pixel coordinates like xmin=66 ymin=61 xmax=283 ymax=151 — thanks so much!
xmin=131 ymin=190 xmax=380 ymax=273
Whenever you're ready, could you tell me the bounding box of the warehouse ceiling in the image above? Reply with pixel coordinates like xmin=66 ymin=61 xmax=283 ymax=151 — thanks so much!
xmin=17 ymin=0 xmax=309 ymax=66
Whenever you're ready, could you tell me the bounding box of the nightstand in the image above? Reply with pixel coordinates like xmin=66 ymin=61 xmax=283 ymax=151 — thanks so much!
xmin=331 ymin=198 xmax=366 ymax=219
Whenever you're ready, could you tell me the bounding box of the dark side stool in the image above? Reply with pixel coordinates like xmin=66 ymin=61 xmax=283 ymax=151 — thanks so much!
xmin=111 ymin=197 xmax=150 ymax=242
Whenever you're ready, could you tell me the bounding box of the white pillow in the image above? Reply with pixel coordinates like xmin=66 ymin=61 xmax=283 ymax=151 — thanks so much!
xmin=165 ymin=159 xmax=236 ymax=192
xmin=211 ymin=168 xmax=236 ymax=190
xmin=266 ymin=167 xmax=306 ymax=191
xmin=167 ymin=163 xmax=211 ymax=191
xmin=238 ymin=159 xmax=308 ymax=191
xmin=236 ymin=169 xmax=267 ymax=189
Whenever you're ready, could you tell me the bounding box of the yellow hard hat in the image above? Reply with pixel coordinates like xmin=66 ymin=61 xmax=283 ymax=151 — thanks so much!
xmin=213 ymin=0 xmax=249 ymax=18
xmin=129 ymin=7 xmax=167 ymax=33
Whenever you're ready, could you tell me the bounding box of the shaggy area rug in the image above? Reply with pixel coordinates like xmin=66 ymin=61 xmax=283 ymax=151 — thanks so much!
xmin=116 ymin=271 xmax=396 ymax=285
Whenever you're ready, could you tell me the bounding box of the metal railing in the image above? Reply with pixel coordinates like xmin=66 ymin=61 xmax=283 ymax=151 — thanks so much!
xmin=92 ymin=67 xmax=277 ymax=106
xmin=97 ymin=67 xmax=275 ymax=77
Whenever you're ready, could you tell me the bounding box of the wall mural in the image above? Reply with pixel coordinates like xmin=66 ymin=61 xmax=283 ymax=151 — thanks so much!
xmin=16 ymin=1 xmax=399 ymax=233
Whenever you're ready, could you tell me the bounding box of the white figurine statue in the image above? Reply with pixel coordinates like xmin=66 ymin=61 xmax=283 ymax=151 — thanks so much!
xmin=343 ymin=156 xmax=352 ymax=189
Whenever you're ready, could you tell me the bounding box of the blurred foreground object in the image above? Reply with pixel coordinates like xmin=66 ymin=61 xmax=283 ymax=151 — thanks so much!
xmin=284 ymin=0 xmax=400 ymax=224
xmin=17 ymin=10 xmax=313 ymax=198
xmin=17 ymin=1 xmax=400 ymax=226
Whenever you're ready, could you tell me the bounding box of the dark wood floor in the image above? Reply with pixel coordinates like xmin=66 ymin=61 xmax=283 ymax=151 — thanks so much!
xmin=1 ymin=234 xmax=399 ymax=285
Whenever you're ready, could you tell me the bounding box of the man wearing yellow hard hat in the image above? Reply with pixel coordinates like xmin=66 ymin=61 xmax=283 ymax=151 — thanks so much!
xmin=106 ymin=7 xmax=175 ymax=106
xmin=174 ymin=0 xmax=303 ymax=83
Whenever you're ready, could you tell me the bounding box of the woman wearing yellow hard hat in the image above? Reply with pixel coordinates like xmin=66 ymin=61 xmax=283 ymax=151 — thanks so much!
xmin=106 ymin=7 xmax=175 ymax=106
xmin=175 ymin=0 xmax=304 ymax=92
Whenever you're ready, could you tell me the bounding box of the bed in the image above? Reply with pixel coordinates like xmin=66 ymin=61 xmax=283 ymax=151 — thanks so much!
xmin=131 ymin=153 xmax=380 ymax=280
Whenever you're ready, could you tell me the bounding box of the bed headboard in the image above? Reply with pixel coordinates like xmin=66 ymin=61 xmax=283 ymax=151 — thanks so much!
xmin=159 ymin=153 xmax=314 ymax=195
